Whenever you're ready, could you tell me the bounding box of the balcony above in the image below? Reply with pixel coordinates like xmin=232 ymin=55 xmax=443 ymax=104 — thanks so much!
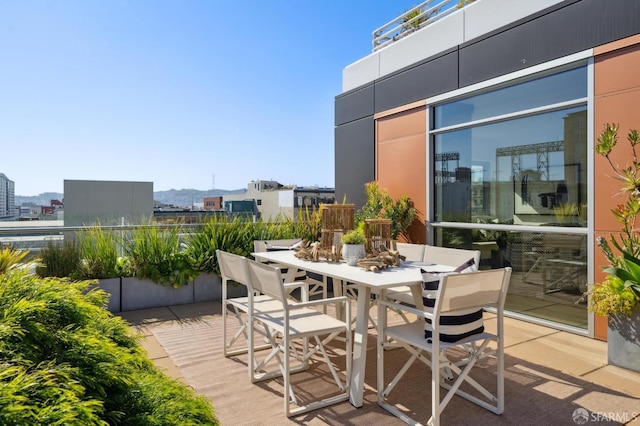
xmin=343 ymin=0 xmax=565 ymax=93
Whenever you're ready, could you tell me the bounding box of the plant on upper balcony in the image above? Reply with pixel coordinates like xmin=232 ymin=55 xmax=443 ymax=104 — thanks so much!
xmin=355 ymin=181 xmax=416 ymax=241
xmin=586 ymin=123 xmax=640 ymax=316
xmin=456 ymin=0 xmax=476 ymax=9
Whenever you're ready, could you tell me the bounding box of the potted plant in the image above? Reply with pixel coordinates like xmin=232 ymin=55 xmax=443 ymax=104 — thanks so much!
xmin=587 ymin=123 xmax=640 ymax=372
xmin=341 ymin=229 xmax=367 ymax=266
xmin=119 ymin=223 xmax=198 ymax=311
xmin=75 ymin=225 xmax=122 ymax=312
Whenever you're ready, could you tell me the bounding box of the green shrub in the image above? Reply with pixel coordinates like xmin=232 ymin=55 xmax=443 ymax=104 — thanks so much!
xmin=0 ymin=269 xmax=218 ymax=424
xmin=37 ymin=239 xmax=82 ymax=279
xmin=75 ymin=226 xmax=121 ymax=279
xmin=354 ymin=181 xmax=416 ymax=240
xmin=0 ymin=246 xmax=29 ymax=275
xmin=121 ymin=224 xmax=197 ymax=287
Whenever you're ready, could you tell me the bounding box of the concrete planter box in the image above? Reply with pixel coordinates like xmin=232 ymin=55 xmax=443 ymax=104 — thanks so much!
xmin=608 ymin=310 xmax=640 ymax=373
xmin=95 ymin=272 xmax=249 ymax=313
xmin=121 ymin=277 xmax=194 ymax=312
xmin=193 ymin=272 xmax=246 ymax=302
xmin=96 ymin=277 xmax=122 ymax=313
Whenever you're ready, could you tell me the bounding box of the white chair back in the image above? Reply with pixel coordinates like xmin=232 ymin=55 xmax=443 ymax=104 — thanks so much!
xmin=246 ymin=259 xmax=287 ymax=305
xmin=424 ymin=245 xmax=481 ymax=271
xmin=216 ymin=250 xmax=249 ymax=286
xmin=253 ymin=239 xmax=303 ymax=253
xmin=395 ymin=242 xmax=426 ymax=261
xmin=435 ymin=268 xmax=511 ymax=315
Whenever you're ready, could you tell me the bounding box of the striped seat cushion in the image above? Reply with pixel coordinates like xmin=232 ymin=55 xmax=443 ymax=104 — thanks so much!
xmin=422 ymin=258 xmax=484 ymax=343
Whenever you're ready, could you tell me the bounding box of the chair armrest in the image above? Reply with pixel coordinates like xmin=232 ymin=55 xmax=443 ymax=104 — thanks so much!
xmin=378 ymin=299 xmax=433 ymax=321
xmin=283 ymin=281 xmax=310 ymax=290
xmin=291 ymin=296 xmax=349 ymax=310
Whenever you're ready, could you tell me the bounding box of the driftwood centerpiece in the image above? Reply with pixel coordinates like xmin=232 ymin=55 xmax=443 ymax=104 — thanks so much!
xmin=293 ymin=240 xmax=341 ymax=262
xmin=356 ymin=244 xmax=405 ymax=272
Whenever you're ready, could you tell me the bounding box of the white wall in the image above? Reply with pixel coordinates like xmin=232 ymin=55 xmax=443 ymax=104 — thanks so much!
xmin=342 ymin=0 xmax=564 ymax=92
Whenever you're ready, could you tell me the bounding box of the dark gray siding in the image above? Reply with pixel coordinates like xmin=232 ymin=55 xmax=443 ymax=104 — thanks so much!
xmin=334 ymin=116 xmax=375 ymax=209
xmin=459 ymin=0 xmax=640 ymax=87
xmin=374 ymin=51 xmax=459 ymax=114
xmin=335 ymin=83 xmax=374 ymax=127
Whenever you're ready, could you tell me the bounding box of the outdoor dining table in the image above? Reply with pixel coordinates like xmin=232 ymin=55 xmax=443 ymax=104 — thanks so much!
xmin=252 ymin=249 xmax=454 ymax=408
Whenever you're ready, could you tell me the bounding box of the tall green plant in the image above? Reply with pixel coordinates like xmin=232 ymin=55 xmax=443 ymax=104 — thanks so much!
xmin=75 ymin=226 xmax=120 ymax=279
xmin=37 ymin=239 xmax=81 ymax=279
xmin=122 ymin=224 xmax=197 ymax=287
xmin=587 ymin=123 xmax=640 ymax=316
xmin=185 ymin=216 xmax=254 ymax=275
xmin=354 ymin=181 xmax=416 ymax=240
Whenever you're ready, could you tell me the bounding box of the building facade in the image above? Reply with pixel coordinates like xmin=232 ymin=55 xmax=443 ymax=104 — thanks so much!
xmin=335 ymin=0 xmax=640 ymax=339
xmin=223 ymin=180 xmax=335 ymax=220
xmin=0 ymin=173 xmax=16 ymax=221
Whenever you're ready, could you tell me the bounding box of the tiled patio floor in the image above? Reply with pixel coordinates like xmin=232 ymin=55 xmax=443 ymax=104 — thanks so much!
xmin=119 ymin=302 xmax=640 ymax=425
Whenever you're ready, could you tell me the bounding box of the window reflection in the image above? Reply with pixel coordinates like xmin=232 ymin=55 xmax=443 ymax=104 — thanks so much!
xmin=433 ymin=106 xmax=587 ymax=227
xmin=434 ymin=227 xmax=588 ymax=329
xmin=434 ymin=66 xmax=587 ymax=128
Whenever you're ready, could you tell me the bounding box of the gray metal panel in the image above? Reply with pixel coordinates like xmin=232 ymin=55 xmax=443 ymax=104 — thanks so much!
xmin=64 ymin=180 xmax=154 ymax=226
xmin=374 ymin=51 xmax=458 ymax=114
xmin=334 ymin=117 xmax=375 ymax=209
xmin=335 ymin=83 xmax=374 ymax=126
xmin=459 ymin=0 xmax=640 ymax=87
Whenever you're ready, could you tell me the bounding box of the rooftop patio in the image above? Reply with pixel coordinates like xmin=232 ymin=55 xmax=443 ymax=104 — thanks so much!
xmin=120 ymin=301 xmax=640 ymax=425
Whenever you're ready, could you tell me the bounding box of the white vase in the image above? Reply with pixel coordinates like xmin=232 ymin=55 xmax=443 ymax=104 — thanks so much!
xmin=342 ymin=244 xmax=366 ymax=266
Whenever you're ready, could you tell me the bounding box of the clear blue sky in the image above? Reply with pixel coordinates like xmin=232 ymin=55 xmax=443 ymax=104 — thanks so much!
xmin=0 ymin=1 xmax=415 ymax=196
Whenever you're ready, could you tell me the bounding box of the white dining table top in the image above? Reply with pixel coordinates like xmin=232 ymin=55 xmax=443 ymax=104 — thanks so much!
xmin=252 ymin=250 xmax=456 ymax=289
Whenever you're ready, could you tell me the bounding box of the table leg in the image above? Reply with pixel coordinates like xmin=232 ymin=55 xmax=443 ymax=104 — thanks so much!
xmin=333 ymin=278 xmax=346 ymax=321
xmin=349 ymin=285 xmax=370 ymax=408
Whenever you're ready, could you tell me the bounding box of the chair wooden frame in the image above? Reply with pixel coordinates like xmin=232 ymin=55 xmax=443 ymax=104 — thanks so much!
xmin=246 ymin=259 xmax=352 ymax=417
xmin=376 ymin=267 xmax=512 ymax=426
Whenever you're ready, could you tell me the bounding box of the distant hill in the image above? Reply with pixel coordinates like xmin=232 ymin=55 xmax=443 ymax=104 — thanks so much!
xmin=15 ymin=193 xmax=64 ymax=206
xmin=15 ymin=188 xmax=246 ymax=208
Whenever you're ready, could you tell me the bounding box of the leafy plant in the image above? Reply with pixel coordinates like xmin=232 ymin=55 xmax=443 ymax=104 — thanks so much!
xmin=0 ymin=246 xmax=29 ymax=274
xmin=341 ymin=229 xmax=366 ymax=245
xmin=456 ymin=0 xmax=476 ymax=9
xmin=121 ymin=224 xmax=197 ymax=287
xmin=586 ymin=123 xmax=640 ymax=316
xmin=402 ymin=5 xmax=427 ymax=30
xmin=590 ymin=249 xmax=640 ymax=316
xmin=354 ymin=181 xmax=416 ymax=240
xmin=75 ymin=226 xmax=121 ymax=279
xmin=0 ymin=268 xmax=217 ymax=424
xmin=37 ymin=239 xmax=81 ymax=279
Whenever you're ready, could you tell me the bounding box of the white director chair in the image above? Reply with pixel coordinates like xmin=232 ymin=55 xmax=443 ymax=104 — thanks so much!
xmin=377 ymin=267 xmax=512 ymax=426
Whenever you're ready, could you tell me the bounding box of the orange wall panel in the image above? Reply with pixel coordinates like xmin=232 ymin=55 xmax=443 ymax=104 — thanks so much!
xmin=593 ymin=38 xmax=640 ymax=340
xmin=376 ymin=106 xmax=427 ymax=243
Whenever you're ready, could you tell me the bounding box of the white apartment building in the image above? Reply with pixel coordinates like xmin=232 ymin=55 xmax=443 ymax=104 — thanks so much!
xmin=0 ymin=173 xmax=16 ymax=221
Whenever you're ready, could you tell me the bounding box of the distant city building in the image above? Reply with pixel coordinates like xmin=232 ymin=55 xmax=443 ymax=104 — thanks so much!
xmin=203 ymin=196 xmax=223 ymax=211
xmin=0 ymin=173 xmax=16 ymax=221
xmin=222 ymin=180 xmax=334 ymax=220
